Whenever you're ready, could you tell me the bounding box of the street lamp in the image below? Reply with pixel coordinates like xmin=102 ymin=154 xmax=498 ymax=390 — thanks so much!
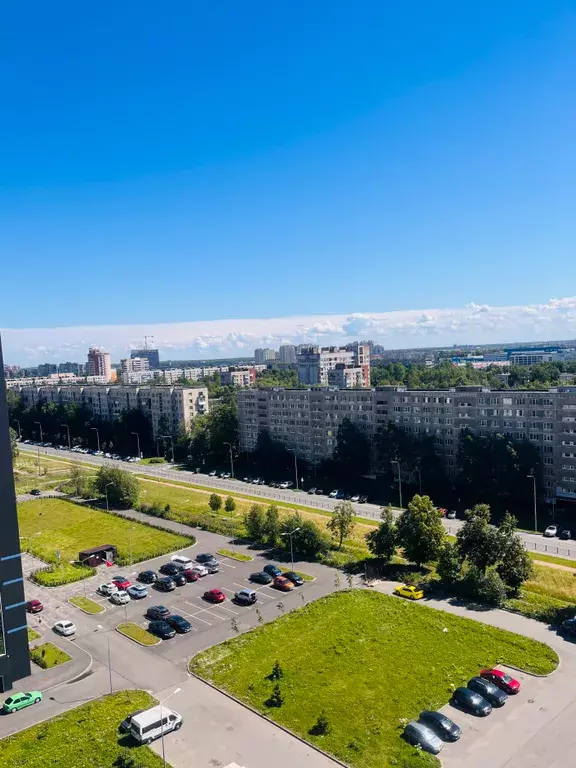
xmin=34 ymin=421 xmax=43 ymax=475
xmin=391 ymin=460 xmax=403 ymax=509
xmin=12 ymin=419 xmax=21 ymax=439
xmin=95 ymin=625 xmax=113 ymax=694
xmin=281 ymin=527 xmax=300 ymax=574
xmin=104 ymin=482 xmax=113 ymax=512
xmin=160 ymin=435 xmax=174 ymax=463
xmin=288 ymin=448 xmax=299 ymax=490
xmin=60 ymin=423 xmax=71 ymax=450
xmin=159 ymin=687 xmax=182 ymax=767
xmin=224 ymin=442 xmax=235 ymax=478
xmin=90 ymin=427 xmax=100 ymax=453
xmin=527 ymin=474 xmax=538 ymax=532
xmin=131 ymin=431 xmax=141 ymax=459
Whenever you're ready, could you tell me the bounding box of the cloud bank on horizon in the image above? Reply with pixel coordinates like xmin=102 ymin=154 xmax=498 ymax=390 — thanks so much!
xmin=3 ymin=297 xmax=576 ymax=365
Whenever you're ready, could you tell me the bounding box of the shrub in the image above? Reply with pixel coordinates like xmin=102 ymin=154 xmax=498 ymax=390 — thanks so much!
xmin=147 ymin=457 xmax=165 ymax=464
xmin=310 ymin=712 xmax=331 ymax=736
xmin=209 ymin=493 xmax=222 ymax=512
xmin=224 ymin=496 xmax=236 ymax=512
xmin=460 ymin=566 xmax=507 ymax=607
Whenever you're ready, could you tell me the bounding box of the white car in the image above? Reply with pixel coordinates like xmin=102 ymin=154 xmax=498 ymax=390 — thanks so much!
xmin=54 ymin=620 xmax=76 ymax=636
xmin=328 ymin=489 xmax=339 ymax=498
xmin=171 ymin=554 xmax=194 ymax=569
xmin=98 ymin=583 xmax=118 ymax=596
xmin=191 ymin=565 xmax=208 ymax=577
xmin=544 ymin=525 xmax=559 ymax=538
xmin=350 ymin=494 xmax=360 ymax=503
xmin=110 ymin=590 xmax=130 ymax=605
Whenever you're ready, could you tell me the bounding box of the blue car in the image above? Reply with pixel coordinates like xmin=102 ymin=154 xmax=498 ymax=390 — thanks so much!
xmin=127 ymin=584 xmax=148 ymax=599
xmin=263 ymin=564 xmax=282 ymax=578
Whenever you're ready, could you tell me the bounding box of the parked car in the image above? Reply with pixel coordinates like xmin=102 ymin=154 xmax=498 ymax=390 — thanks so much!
xmin=191 ymin=564 xmax=209 ymax=577
xmin=137 ymin=570 xmax=158 ymax=584
xmin=208 ymin=470 xmax=217 ymax=476
xmin=98 ymin=583 xmax=119 ymax=597
xmin=249 ymin=571 xmax=273 ymax=585
xmin=544 ymin=524 xmax=559 ymax=537
xmin=171 ymin=554 xmax=194 ymax=569
xmin=393 ymin=584 xmax=424 ymax=600
xmin=53 ymin=620 xmax=76 ymax=637
xmin=155 ymin=577 xmax=176 ymax=592
xmin=196 ymin=553 xmax=217 ymax=564
xmin=561 ymin=617 xmax=576 ymax=637
xmin=146 ymin=605 xmax=170 ymax=620
xmin=263 ymin=564 xmax=282 ymax=578
xmin=350 ymin=494 xmax=360 ymax=502
xmin=328 ymin=489 xmax=340 ymax=498
xmin=110 ymin=590 xmax=130 ymax=605
xmin=119 ymin=709 xmax=146 ymax=733
xmin=172 ymin=573 xmax=187 ymax=587
xmin=127 ymin=584 xmax=148 ymax=600
xmin=418 ymin=711 xmax=461 ymax=741
xmin=111 ymin=576 xmax=131 ymax=590
xmin=467 ymin=677 xmax=507 ymax=707
xmin=283 ymin=571 xmax=304 ymax=586
xmin=148 ymin=620 xmax=176 ymax=639
xmin=446 ymin=509 xmax=457 ymax=519
xmin=451 ymin=687 xmax=492 ymax=716
xmin=2 ymin=690 xmax=43 ymax=714
xmin=234 ymin=589 xmax=257 ymax=605
xmin=26 ymin=599 xmax=43 ymax=613
xmin=559 ymin=528 xmax=572 ymax=540
xmin=204 ymin=560 xmax=220 ymax=574
xmin=183 ymin=569 xmax=200 ymax=582
xmin=358 ymin=495 xmax=368 ymax=503
xmin=308 ymin=487 xmax=317 ymax=494
xmin=273 ymin=576 xmax=294 ymax=592
xmin=166 ymin=615 xmax=192 ymax=633
xmin=203 ymin=588 xmax=226 ymax=603
xmin=480 ymin=668 xmax=521 ymax=694
xmin=316 ymin=488 xmax=325 ymax=496
xmin=251 ymin=477 xmax=262 ymax=484
xmin=159 ymin=562 xmax=181 ymax=577
xmin=403 ymin=721 xmax=443 ymax=754
xmin=30 ymin=489 xmax=42 ymax=496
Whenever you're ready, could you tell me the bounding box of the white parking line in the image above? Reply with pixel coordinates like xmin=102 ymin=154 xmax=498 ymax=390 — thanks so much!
xmin=219 ymin=562 xmax=235 ymax=569
xmin=218 ymin=605 xmax=239 ymax=615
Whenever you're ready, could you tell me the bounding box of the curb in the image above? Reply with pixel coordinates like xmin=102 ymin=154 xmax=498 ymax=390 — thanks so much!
xmin=67 ymin=596 xmax=106 ymax=616
xmin=500 ymin=657 xmax=560 ymax=678
xmin=188 ymin=671 xmax=350 ymax=768
xmin=216 ymin=550 xmax=255 ymax=563
xmin=115 ymin=624 xmax=161 ymax=647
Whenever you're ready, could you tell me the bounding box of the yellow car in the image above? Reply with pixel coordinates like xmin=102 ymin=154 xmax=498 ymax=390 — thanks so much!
xmin=393 ymin=584 xmax=424 ymax=600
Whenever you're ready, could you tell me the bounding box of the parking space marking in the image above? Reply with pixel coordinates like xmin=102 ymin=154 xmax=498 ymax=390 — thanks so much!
xmin=218 ymin=605 xmax=239 ymax=616
xmin=219 ymin=561 xmax=235 ymax=569
xmin=189 ymin=600 xmax=229 ymax=621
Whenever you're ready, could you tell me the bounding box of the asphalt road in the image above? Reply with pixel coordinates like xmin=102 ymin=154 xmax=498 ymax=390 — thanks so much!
xmin=19 ymin=443 xmax=576 ymax=560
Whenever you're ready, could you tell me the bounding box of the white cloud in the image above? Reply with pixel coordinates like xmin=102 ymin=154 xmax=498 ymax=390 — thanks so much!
xmin=2 ymin=297 xmax=576 ymax=365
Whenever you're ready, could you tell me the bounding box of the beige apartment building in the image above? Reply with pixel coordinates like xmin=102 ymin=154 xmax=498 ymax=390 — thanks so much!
xmin=238 ymin=385 xmax=576 ymax=502
xmin=18 ymin=384 xmax=208 ymax=438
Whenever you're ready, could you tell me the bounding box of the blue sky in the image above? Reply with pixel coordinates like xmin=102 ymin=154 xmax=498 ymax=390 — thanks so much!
xmin=1 ymin=2 xmax=576 ymax=361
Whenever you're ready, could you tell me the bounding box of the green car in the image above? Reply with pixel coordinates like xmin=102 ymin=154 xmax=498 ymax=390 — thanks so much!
xmin=2 ymin=690 xmax=43 ymax=713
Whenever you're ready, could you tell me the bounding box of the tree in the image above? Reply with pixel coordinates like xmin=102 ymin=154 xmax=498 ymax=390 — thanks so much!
xmin=366 ymin=508 xmax=397 ymax=562
xmin=95 ymin=466 xmax=139 ymax=509
xmin=244 ymin=504 xmax=266 ymax=542
xmin=9 ymin=426 xmax=18 ymax=460
xmin=209 ymin=493 xmax=222 ymax=512
xmin=280 ymin=514 xmax=330 ymax=560
xmin=264 ymin=504 xmax=281 ymax=548
xmin=396 ymin=494 xmax=445 ymax=566
xmin=268 ymin=683 xmax=284 ymax=708
xmin=497 ymin=535 xmax=533 ymax=595
xmin=310 ymin=712 xmax=331 ymax=736
xmin=456 ymin=504 xmax=502 ymax=573
xmin=69 ymin=462 xmax=85 ymax=497
xmin=463 ymin=566 xmax=507 ymax=607
xmin=436 ymin=542 xmax=461 ymax=584
xmin=327 ymin=501 xmax=355 ymax=549
xmin=224 ymin=495 xmax=236 ymax=512
xmin=332 ymin=419 xmax=371 ymax=482
xmin=270 ymin=660 xmax=284 ymax=680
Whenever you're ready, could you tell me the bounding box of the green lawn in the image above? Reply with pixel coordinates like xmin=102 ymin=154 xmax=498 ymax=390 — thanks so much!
xmin=27 ymin=627 xmax=41 ymax=643
xmin=69 ymin=595 xmax=105 ymax=614
xmin=29 ymin=642 xmax=72 ymax=670
xmin=529 ymin=552 xmax=576 ymax=568
xmin=191 ymin=590 xmax=558 ymax=768
xmin=18 ymin=498 xmax=193 ymax=569
xmin=117 ymin=622 xmax=160 ymax=646
xmin=217 ymin=548 xmax=253 ymax=562
xmin=0 ymin=690 xmax=165 ymax=768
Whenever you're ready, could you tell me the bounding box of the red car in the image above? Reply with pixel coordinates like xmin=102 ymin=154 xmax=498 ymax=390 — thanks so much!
xmin=480 ymin=668 xmax=520 ymax=694
xmin=203 ymin=588 xmax=226 ymax=603
xmin=26 ymin=599 xmax=43 ymax=614
xmin=184 ymin=569 xmax=199 ymax=582
xmin=273 ymin=576 xmax=294 ymax=592
xmin=111 ymin=576 xmax=131 ymax=590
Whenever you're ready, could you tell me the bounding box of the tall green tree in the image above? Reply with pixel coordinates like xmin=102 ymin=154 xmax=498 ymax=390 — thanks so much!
xmin=95 ymin=466 xmax=139 ymax=509
xmin=264 ymin=504 xmax=281 ymax=548
xmin=9 ymin=426 xmax=18 ymax=460
xmin=396 ymin=494 xmax=445 ymax=567
xmin=366 ymin=508 xmax=397 ymax=562
xmin=209 ymin=493 xmax=222 ymax=512
xmin=327 ymin=501 xmax=356 ymax=549
xmin=280 ymin=513 xmax=330 ymax=560
xmin=436 ymin=541 xmax=461 ymax=584
xmin=332 ymin=419 xmax=371 ymax=481
xmin=244 ymin=504 xmax=266 ymax=542
xmin=456 ymin=504 xmax=501 ymax=573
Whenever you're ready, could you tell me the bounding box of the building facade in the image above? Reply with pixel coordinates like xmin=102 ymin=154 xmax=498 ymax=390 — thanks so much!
xmin=86 ymin=347 xmax=112 ymax=381
xmin=18 ymin=385 xmax=208 ymax=438
xmin=0 ymin=338 xmax=31 ymax=691
xmin=278 ymin=344 xmax=297 ymax=364
xmin=131 ymin=348 xmax=161 ymax=369
xmin=220 ymin=368 xmax=256 ymax=387
xmin=296 ymin=345 xmax=371 ymax=387
xmin=238 ymin=385 xmax=576 ymax=501
xmin=254 ymin=348 xmax=276 ymax=365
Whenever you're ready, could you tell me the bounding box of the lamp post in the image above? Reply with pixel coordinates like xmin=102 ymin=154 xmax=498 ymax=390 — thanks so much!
xmin=288 ymin=448 xmax=299 ymax=490
xmin=90 ymin=427 xmax=100 ymax=453
xmin=159 ymin=687 xmax=182 ymax=767
xmin=160 ymin=435 xmax=174 ymax=463
xmin=60 ymin=423 xmax=71 ymax=450
xmin=12 ymin=419 xmax=21 ymax=439
xmin=104 ymin=482 xmax=113 ymax=512
xmin=34 ymin=421 xmax=43 ymax=475
xmin=95 ymin=625 xmax=113 ymax=694
xmin=391 ymin=460 xmax=402 ymax=509
xmin=281 ymin=527 xmax=300 ymax=574
xmin=131 ymin=431 xmax=141 ymax=459
xmin=527 ymin=474 xmax=538 ymax=532
xmin=224 ymin=442 xmax=235 ymax=478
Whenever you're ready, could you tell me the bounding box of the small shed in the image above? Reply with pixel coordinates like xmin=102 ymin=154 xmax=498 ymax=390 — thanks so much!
xmin=78 ymin=544 xmax=117 ymax=567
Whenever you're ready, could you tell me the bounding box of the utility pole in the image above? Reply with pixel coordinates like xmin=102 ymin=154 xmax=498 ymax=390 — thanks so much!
xmin=12 ymin=419 xmax=21 ymax=439
xmin=281 ymin=527 xmax=300 ymax=574
xmin=289 ymin=448 xmax=299 ymax=490
xmin=104 ymin=482 xmax=113 ymax=512
xmin=224 ymin=442 xmax=235 ymax=478
xmin=131 ymin=431 xmax=141 ymax=459
xmin=61 ymin=423 xmax=71 ymax=449
xmin=34 ymin=421 xmax=43 ymax=475
xmin=90 ymin=427 xmax=100 ymax=453
xmin=391 ymin=460 xmax=402 ymax=509
xmin=527 ymin=474 xmax=538 ymax=532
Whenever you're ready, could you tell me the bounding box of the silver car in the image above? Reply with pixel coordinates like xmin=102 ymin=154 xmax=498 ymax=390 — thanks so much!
xmin=403 ymin=721 xmax=444 ymax=754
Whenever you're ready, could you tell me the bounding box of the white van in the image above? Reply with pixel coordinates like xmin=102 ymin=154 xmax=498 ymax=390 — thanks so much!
xmin=171 ymin=554 xmax=194 ymax=569
xmin=130 ymin=705 xmax=183 ymax=744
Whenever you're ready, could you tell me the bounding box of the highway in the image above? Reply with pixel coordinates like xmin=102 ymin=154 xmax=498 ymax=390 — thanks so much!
xmin=18 ymin=443 xmax=576 ymax=560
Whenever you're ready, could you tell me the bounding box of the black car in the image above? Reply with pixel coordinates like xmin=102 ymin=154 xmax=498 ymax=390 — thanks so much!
xmin=159 ymin=562 xmax=180 ymax=577
xmin=172 ymin=573 xmax=187 ymax=587
xmin=283 ymin=571 xmax=304 ymax=586
xmin=451 ymin=687 xmax=492 ymax=716
xmin=315 ymin=489 xmax=325 ymax=495
xmin=358 ymin=495 xmax=368 ymax=503
xmin=137 ymin=570 xmax=157 ymax=584
xmin=467 ymin=677 xmax=507 ymax=708
xmin=419 ymin=711 xmax=461 ymax=742
xmin=166 ymin=615 xmax=192 ymax=633
xmin=148 ymin=620 xmax=176 ymax=639
xmin=559 ymin=528 xmax=572 ymax=540
xmin=249 ymin=571 xmax=273 ymax=585
xmin=146 ymin=605 xmax=170 ymax=620
xmin=119 ymin=709 xmax=145 ymax=733
xmin=155 ymin=577 xmax=176 ymax=592
xmin=196 ymin=553 xmax=216 ymax=564
xmin=560 ymin=617 xmax=576 ymax=637
xmin=30 ymin=489 xmax=42 ymax=496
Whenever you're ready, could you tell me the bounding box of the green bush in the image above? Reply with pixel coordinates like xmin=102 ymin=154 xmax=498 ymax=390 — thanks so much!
xmin=146 ymin=457 xmax=166 ymax=464
xmin=31 ymin=563 xmax=94 ymax=587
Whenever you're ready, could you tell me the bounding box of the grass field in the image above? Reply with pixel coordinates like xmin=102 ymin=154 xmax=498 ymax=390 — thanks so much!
xmin=525 ymin=564 xmax=576 ymax=603
xmin=0 ymin=690 xmax=164 ymax=768
xmin=27 ymin=627 xmax=41 ymax=643
xmin=216 ymin=548 xmax=253 ymax=562
xmin=117 ymin=622 xmax=160 ymax=646
xmin=29 ymin=642 xmax=72 ymax=670
xmin=529 ymin=552 xmax=576 ymax=568
xmin=191 ymin=590 xmax=558 ymax=768
xmin=18 ymin=498 xmax=193 ymax=568
xmin=69 ymin=596 xmax=105 ymax=614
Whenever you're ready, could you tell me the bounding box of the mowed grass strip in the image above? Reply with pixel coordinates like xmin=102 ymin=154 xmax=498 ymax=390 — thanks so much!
xmin=27 ymin=627 xmax=41 ymax=643
xmin=117 ymin=622 xmax=160 ymax=646
xmin=216 ymin=548 xmax=253 ymax=562
xmin=69 ymin=596 xmax=105 ymax=614
xmin=18 ymin=498 xmax=192 ymax=566
xmin=191 ymin=590 xmax=558 ymax=768
xmin=0 ymin=690 xmax=164 ymax=768
xmin=29 ymin=642 xmax=72 ymax=670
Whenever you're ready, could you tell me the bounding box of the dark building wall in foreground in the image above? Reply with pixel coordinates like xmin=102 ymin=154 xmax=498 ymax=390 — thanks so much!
xmin=0 ymin=336 xmax=31 ymax=691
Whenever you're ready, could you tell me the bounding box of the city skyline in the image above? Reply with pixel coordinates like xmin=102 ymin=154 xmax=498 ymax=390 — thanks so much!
xmin=2 ymin=296 xmax=576 ymax=365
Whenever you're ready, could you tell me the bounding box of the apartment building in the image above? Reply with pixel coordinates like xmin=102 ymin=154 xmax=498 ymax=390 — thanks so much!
xmin=18 ymin=384 xmax=208 ymax=438
xmin=131 ymin=347 xmax=160 ymax=369
xmin=220 ymin=368 xmax=256 ymax=387
xmin=86 ymin=347 xmax=112 ymax=381
xmin=296 ymin=345 xmax=371 ymax=387
xmin=238 ymin=386 xmax=576 ymax=502
xmin=278 ymin=344 xmax=297 ymax=364
xmin=327 ymin=364 xmax=365 ymax=388
xmin=254 ymin=348 xmax=276 ymax=365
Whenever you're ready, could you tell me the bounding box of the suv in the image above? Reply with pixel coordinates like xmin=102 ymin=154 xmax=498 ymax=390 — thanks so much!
xmin=234 ymin=589 xmax=257 ymax=605
xmin=137 ymin=570 xmax=157 ymax=584
xmin=171 ymin=554 xmax=194 ymax=569
xmin=146 ymin=605 xmax=170 ymax=620
xmin=196 ymin=553 xmax=217 ymax=564
xmin=148 ymin=620 xmax=176 ymax=640
xmin=467 ymin=677 xmax=507 ymax=707
xmin=166 ymin=615 xmax=192 ymax=633
xmin=159 ymin=562 xmax=181 ymax=577
xmin=263 ymin=564 xmax=282 ymax=578
xmin=155 ymin=577 xmax=176 ymax=592
xmin=403 ymin=721 xmax=443 ymax=754
xmin=451 ymin=687 xmax=492 ymax=716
